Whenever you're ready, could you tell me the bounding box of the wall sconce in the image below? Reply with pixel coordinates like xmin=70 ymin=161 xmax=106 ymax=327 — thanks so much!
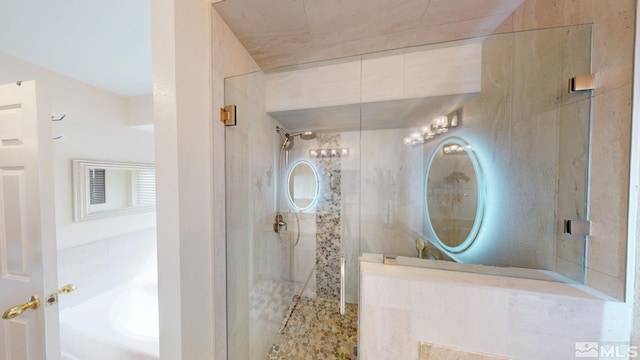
xmin=310 ymin=148 xmax=349 ymax=158
xmin=403 ymin=108 xmax=461 ymax=146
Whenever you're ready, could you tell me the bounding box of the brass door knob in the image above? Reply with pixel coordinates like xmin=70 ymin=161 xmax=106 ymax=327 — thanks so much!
xmin=2 ymin=296 xmax=40 ymax=320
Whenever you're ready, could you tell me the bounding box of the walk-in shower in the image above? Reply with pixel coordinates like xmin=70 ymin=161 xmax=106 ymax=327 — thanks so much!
xmin=224 ymin=23 xmax=593 ymax=359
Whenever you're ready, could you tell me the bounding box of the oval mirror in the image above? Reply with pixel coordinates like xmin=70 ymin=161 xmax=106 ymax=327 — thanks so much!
xmin=286 ymin=160 xmax=319 ymax=211
xmin=425 ymin=137 xmax=484 ymax=253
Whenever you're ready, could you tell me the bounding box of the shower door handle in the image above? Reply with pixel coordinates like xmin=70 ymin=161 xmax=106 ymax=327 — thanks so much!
xmin=340 ymin=257 xmax=346 ymax=315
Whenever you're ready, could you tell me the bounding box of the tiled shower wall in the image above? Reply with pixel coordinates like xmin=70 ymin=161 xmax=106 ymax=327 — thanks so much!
xmin=429 ymin=25 xmax=592 ymax=279
xmin=497 ymin=0 xmax=635 ymax=303
xmin=289 ymin=131 xmax=360 ymax=304
xmin=315 ymin=133 xmax=343 ymax=300
xmin=265 ymin=31 xmax=591 ymax=286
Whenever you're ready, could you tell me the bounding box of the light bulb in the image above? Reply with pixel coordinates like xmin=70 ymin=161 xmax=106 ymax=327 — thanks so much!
xmin=450 ymin=115 xmax=458 ymax=127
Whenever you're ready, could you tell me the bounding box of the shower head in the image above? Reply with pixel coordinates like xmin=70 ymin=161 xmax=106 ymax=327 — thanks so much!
xmin=293 ymin=131 xmax=317 ymax=140
xmin=276 ymin=127 xmax=316 ymax=150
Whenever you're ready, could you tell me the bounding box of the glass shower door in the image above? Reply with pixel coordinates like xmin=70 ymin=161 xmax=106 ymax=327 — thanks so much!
xmin=225 ymin=70 xmax=293 ymax=359
xmin=225 ymin=59 xmax=363 ymax=359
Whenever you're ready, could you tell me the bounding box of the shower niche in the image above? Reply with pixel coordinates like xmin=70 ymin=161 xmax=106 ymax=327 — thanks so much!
xmin=224 ymin=23 xmax=593 ymax=359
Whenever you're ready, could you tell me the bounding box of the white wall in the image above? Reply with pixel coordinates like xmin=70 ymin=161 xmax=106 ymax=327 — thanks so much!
xmin=151 ymin=0 xmax=260 ymax=358
xmin=0 ymin=52 xmax=155 ymax=250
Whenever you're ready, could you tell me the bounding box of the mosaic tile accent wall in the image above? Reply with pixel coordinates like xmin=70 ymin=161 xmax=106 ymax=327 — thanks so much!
xmin=315 ymin=133 xmax=342 ymax=300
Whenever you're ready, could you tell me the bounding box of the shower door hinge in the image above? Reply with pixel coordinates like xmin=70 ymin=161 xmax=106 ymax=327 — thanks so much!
xmin=564 ymin=219 xmax=591 ymax=236
xmin=220 ymin=105 xmax=236 ymax=126
xmin=568 ymin=74 xmax=595 ymax=93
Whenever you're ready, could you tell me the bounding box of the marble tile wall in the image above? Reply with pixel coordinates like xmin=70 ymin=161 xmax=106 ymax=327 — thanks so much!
xmin=360 ymin=128 xmax=426 ymax=258
xmin=57 ymin=228 xmax=157 ymax=310
xmin=263 ymin=23 xmax=595 ymax=293
xmin=396 ymin=25 xmax=591 ymax=278
xmin=360 ymin=261 xmax=633 ymax=360
xmin=265 ymin=43 xmax=482 ymax=112
xmin=508 ymin=26 xmax=591 ymax=275
xmin=213 ymin=0 xmax=522 ymax=69
xmin=496 ymin=0 xmax=635 ymax=303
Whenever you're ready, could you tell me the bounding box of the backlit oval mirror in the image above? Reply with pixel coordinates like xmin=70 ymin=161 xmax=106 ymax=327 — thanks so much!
xmin=286 ymin=160 xmax=319 ymax=211
xmin=425 ymin=137 xmax=484 ymax=253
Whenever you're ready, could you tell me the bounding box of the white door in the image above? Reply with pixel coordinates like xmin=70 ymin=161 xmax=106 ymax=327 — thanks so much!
xmin=0 ymin=81 xmax=59 ymax=359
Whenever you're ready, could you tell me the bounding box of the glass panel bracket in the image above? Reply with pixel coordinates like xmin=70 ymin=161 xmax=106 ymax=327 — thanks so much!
xmin=568 ymin=74 xmax=595 ymax=93
xmin=220 ymin=104 xmax=237 ymax=126
xmin=564 ymin=219 xmax=591 ymax=236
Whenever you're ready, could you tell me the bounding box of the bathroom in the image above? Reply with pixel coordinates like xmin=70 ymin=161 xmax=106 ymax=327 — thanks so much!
xmin=186 ymin=0 xmax=639 ymax=358
xmin=0 ymin=0 xmax=639 ymax=359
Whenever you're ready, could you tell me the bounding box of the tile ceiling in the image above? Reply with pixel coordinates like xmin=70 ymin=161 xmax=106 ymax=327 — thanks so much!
xmin=214 ymin=0 xmax=525 ymax=70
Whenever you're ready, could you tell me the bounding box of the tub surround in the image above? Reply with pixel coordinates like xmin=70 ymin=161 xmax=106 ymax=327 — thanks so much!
xmin=57 ymin=228 xmax=157 ymax=310
xmin=60 ymin=281 xmax=159 ymax=360
xmin=57 ymin=228 xmax=158 ymax=359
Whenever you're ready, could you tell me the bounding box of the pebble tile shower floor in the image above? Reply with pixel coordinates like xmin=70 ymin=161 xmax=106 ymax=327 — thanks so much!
xmin=267 ymin=296 xmax=358 ymax=360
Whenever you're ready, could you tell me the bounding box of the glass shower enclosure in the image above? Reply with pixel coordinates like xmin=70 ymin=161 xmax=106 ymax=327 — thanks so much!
xmin=225 ymin=24 xmax=593 ymax=359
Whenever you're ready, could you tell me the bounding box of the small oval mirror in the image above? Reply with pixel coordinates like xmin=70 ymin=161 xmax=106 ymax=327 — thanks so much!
xmin=425 ymin=137 xmax=484 ymax=253
xmin=286 ymin=160 xmax=319 ymax=211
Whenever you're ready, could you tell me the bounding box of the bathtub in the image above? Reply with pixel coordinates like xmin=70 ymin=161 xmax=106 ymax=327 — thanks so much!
xmin=59 ymin=280 xmax=159 ymax=360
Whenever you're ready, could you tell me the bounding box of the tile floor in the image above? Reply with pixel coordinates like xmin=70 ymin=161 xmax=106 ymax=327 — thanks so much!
xmin=267 ymin=296 xmax=358 ymax=360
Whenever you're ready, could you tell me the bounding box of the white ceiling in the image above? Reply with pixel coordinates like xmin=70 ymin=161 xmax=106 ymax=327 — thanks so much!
xmin=0 ymin=0 xmax=151 ymax=97
xmin=0 ymin=0 xmax=524 ymax=97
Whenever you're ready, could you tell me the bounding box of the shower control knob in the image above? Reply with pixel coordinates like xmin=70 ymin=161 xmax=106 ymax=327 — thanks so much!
xmin=273 ymin=213 xmax=287 ymax=233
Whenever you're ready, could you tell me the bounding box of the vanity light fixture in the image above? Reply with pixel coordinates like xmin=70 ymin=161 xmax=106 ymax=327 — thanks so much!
xmin=443 ymin=143 xmax=474 ymax=155
xmin=309 ymin=148 xmax=349 ymax=158
xmin=403 ymin=108 xmax=462 ymax=146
